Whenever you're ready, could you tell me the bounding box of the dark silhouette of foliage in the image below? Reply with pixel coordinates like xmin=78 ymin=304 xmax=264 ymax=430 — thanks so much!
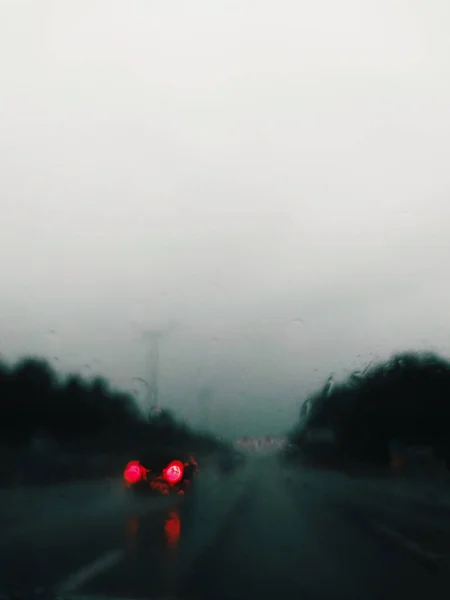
xmin=0 ymin=355 xmax=224 ymax=484
xmin=288 ymin=351 xmax=450 ymax=467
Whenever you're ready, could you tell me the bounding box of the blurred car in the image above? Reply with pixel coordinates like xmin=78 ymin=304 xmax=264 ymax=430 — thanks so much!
xmin=123 ymin=449 xmax=198 ymax=497
xmin=217 ymin=450 xmax=246 ymax=474
xmin=234 ymin=451 xmax=246 ymax=467
xmin=278 ymin=442 xmax=298 ymax=462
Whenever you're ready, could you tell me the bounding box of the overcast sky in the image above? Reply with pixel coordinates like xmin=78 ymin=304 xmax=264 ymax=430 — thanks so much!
xmin=1 ymin=0 xmax=450 ymax=436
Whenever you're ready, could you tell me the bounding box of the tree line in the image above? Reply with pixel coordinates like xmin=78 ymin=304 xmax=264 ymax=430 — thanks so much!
xmin=0 ymin=355 xmax=223 ymax=458
xmin=287 ymin=351 xmax=450 ymax=467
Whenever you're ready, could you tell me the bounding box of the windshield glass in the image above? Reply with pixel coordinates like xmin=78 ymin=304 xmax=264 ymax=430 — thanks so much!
xmin=1 ymin=1 xmax=449 ymax=599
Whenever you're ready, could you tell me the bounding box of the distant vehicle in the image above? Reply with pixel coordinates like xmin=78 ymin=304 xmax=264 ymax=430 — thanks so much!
xmin=278 ymin=443 xmax=298 ymax=462
xmin=234 ymin=451 xmax=246 ymax=466
xmin=123 ymin=449 xmax=199 ymax=497
xmin=217 ymin=450 xmax=246 ymax=474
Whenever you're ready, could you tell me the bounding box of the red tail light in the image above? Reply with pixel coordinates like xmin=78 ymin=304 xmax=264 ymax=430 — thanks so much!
xmin=124 ymin=460 xmax=145 ymax=484
xmin=165 ymin=510 xmax=181 ymax=547
xmin=162 ymin=459 xmax=184 ymax=484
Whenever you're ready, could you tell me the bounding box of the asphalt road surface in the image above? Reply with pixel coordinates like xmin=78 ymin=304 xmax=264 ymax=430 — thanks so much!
xmin=1 ymin=457 xmax=450 ymax=600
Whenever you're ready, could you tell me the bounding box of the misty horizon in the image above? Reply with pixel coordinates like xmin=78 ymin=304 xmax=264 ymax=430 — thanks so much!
xmin=1 ymin=1 xmax=450 ymax=437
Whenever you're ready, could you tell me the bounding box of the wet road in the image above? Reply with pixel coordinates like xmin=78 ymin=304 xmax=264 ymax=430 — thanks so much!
xmin=1 ymin=457 xmax=450 ymax=600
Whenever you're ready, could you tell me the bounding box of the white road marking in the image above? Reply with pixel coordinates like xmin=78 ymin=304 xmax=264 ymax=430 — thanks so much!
xmin=56 ymin=476 xmax=236 ymax=595
xmin=373 ymin=522 xmax=450 ymax=564
xmin=55 ymin=495 xmax=184 ymax=594
xmin=57 ymin=550 xmax=124 ymax=593
xmin=70 ymin=596 xmax=179 ymax=600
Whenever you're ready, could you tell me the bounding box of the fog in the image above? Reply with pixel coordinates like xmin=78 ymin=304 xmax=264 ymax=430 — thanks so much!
xmin=1 ymin=0 xmax=450 ymax=436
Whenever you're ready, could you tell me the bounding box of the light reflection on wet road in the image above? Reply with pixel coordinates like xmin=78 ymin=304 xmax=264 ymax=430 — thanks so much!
xmin=1 ymin=457 xmax=450 ymax=600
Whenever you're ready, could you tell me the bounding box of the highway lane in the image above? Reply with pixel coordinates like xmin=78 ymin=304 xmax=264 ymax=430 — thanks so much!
xmin=0 ymin=462 xmax=248 ymax=597
xmin=1 ymin=457 xmax=449 ymax=599
xmin=183 ymin=459 xmax=450 ymax=600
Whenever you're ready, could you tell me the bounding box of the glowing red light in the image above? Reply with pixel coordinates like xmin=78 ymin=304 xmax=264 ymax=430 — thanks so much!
xmin=124 ymin=460 xmax=143 ymax=484
xmin=163 ymin=460 xmax=184 ymax=485
xmin=165 ymin=510 xmax=181 ymax=548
